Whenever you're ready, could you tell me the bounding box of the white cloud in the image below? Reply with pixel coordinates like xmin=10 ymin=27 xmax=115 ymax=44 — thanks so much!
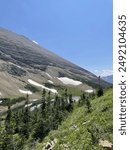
xmin=93 ymin=69 xmax=113 ymax=77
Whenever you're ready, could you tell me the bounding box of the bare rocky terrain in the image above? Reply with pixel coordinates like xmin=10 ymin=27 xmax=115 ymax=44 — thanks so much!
xmin=0 ymin=27 xmax=110 ymax=98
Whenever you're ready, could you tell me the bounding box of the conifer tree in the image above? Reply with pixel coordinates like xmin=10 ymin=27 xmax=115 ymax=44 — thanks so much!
xmin=86 ymin=97 xmax=91 ymax=113
xmin=33 ymin=89 xmax=48 ymax=140
xmin=13 ymin=111 xmax=20 ymax=134
xmin=41 ymin=89 xmax=46 ymax=118
xmin=80 ymin=91 xmax=86 ymax=105
xmin=64 ymin=88 xmax=69 ymax=109
xmin=97 ymin=76 xmax=104 ymax=97
xmin=67 ymin=94 xmax=73 ymax=112
xmin=21 ymin=94 xmax=30 ymax=139
xmin=4 ymin=103 xmax=14 ymax=150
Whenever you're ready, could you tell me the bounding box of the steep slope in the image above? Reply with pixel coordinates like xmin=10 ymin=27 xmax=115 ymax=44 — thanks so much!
xmin=36 ymin=89 xmax=113 ymax=150
xmin=0 ymin=27 xmax=110 ymax=98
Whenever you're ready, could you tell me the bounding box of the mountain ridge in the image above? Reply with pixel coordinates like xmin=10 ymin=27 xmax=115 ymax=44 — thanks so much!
xmin=102 ymin=75 xmax=113 ymax=84
xmin=0 ymin=27 xmax=111 ymax=98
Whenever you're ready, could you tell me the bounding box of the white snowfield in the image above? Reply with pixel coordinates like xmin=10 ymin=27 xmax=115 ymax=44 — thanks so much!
xmin=85 ymin=89 xmax=94 ymax=93
xmin=28 ymin=79 xmax=58 ymax=94
xmin=45 ymin=72 xmax=52 ymax=79
xmin=48 ymin=80 xmax=54 ymax=84
xmin=57 ymin=77 xmax=82 ymax=86
xmin=19 ymin=89 xmax=32 ymax=95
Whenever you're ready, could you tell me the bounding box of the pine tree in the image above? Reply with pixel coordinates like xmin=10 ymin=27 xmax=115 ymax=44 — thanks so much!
xmin=13 ymin=111 xmax=20 ymax=134
xmin=61 ymin=96 xmax=66 ymax=111
xmin=86 ymin=97 xmax=91 ymax=113
xmin=67 ymin=94 xmax=73 ymax=112
xmin=46 ymin=91 xmax=51 ymax=114
xmin=0 ymin=115 xmax=5 ymax=149
xmin=80 ymin=91 xmax=86 ymax=105
xmin=64 ymin=88 xmax=69 ymax=109
xmin=41 ymin=89 xmax=46 ymax=118
xmin=21 ymin=94 xmax=30 ymax=139
xmin=97 ymin=76 xmax=104 ymax=97
xmin=3 ymin=103 xmax=14 ymax=150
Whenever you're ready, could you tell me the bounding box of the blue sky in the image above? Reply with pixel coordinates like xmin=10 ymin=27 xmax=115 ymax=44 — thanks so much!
xmin=0 ymin=0 xmax=113 ymax=76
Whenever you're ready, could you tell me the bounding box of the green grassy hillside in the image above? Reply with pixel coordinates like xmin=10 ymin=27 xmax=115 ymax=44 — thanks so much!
xmin=35 ymin=89 xmax=113 ymax=150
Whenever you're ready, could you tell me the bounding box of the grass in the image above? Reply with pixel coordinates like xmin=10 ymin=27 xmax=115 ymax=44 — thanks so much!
xmin=35 ymin=88 xmax=113 ymax=150
xmin=59 ymin=86 xmax=82 ymax=96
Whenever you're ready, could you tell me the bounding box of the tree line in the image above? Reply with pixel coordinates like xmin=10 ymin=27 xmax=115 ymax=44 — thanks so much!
xmin=0 ymin=82 xmax=103 ymax=150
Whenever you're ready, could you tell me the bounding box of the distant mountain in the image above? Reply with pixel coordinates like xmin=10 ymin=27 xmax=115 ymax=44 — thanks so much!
xmin=0 ymin=27 xmax=111 ymax=98
xmin=102 ymin=75 xmax=113 ymax=84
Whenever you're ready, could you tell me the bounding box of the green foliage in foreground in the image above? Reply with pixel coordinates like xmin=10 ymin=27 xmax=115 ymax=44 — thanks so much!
xmin=36 ymin=89 xmax=113 ymax=150
xmin=0 ymin=88 xmax=112 ymax=150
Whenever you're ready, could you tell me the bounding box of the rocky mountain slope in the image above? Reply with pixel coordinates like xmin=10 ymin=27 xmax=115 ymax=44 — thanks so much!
xmin=102 ymin=75 xmax=113 ymax=84
xmin=0 ymin=27 xmax=110 ymax=98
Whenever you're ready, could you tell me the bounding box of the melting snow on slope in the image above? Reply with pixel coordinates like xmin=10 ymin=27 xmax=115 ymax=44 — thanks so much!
xmin=48 ymin=80 xmax=54 ymax=84
xmin=37 ymin=104 xmax=42 ymax=108
xmin=0 ymin=100 xmax=2 ymax=104
xmin=19 ymin=89 xmax=32 ymax=95
xmin=30 ymin=106 xmax=37 ymax=111
xmin=30 ymin=104 xmax=42 ymax=112
xmin=45 ymin=72 xmax=52 ymax=79
xmin=85 ymin=89 xmax=94 ymax=93
xmin=32 ymin=40 xmax=38 ymax=45
xmin=32 ymin=99 xmax=38 ymax=102
xmin=25 ymin=103 xmax=32 ymax=108
xmin=28 ymin=79 xmax=57 ymax=94
xmin=9 ymin=62 xmax=23 ymax=69
xmin=57 ymin=77 xmax=82 ymax=86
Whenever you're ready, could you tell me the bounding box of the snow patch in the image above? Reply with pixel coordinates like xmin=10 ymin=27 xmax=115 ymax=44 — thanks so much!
xmin=72 ymin=96 xmax=80 ymax=102
xmin=48 ymin=80 xmax=54 ymax=84
xmin=85 ymin=89 xmax=94 ymax=93
xmin=37 ymin=104 xmax=42 ymax=108
xmin=30 ymin=104 xmax=42 ymax=112
xmin=28 ymin=79 xmax=58 ymax=94
xmin=45 ymin=73 xmax=52 ymax=79
xmin=9 ymin=62 xmax=23 ymax=69
xmin=0 ymin=100 xmax=2 ymax=104
xmin=51 ymin=99 xmax=55 ymax=102
xmin=32 ymin=99 xmax=38 ymax=102
xmin=32 ymin=40 xmax=38 ymax=45
xmin=25 ymin=103 xmax=32 ymax=108
xmin=58 ymin=77 xmax=82 ymax=86
xmin=30 ymin=106 xmax=37 ymax=111
xmin=19 ymin=89 xmax=32 ymax=95
xmin=28 ymin=79 xmax=43 ymax=87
